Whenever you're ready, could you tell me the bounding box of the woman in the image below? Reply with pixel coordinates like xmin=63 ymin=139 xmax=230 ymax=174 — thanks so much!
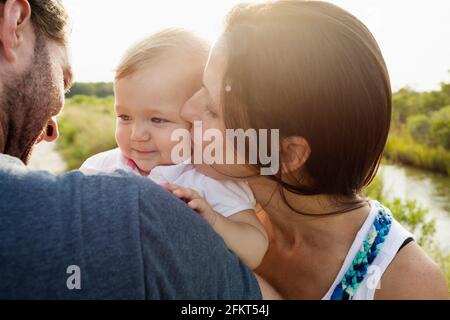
xmin=180 ymin=1 xmax=448 ymax=299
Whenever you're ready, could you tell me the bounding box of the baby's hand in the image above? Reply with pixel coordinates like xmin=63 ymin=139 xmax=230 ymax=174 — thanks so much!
xmin=160 ymin=183 xmax=217 ymax=226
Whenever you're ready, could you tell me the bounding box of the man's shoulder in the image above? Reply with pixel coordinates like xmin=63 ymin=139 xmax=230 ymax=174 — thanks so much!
xmin=0 ymin=161 xmax=158 ymax=217
xmin=0 ymin=157 xmax=262 ymax=299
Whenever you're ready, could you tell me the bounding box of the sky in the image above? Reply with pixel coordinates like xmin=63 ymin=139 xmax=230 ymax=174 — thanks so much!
xmin=63 ymin=0 xmax=450 ymax=92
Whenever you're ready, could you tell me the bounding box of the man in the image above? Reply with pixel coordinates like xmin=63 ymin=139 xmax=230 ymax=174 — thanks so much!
xmin=0 ymin=0 xmax=275 ymax=299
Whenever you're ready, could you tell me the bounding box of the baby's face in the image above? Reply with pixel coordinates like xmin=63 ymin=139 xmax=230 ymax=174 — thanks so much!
xmin=114 ymin=58 xmax=202 ymax=175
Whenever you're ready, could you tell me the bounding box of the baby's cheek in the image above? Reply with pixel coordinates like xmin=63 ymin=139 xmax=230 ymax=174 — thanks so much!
xmin=163 ymin=138 xmax=182 ymax=163
xmin=162 ymin=128 xmax=187 ymax=159
xmin=115 ymin=127 xmax=130 ymax=151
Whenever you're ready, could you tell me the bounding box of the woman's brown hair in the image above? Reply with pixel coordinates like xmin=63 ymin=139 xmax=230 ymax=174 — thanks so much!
xmin=221 ymin=0 xmax=392 ymax=199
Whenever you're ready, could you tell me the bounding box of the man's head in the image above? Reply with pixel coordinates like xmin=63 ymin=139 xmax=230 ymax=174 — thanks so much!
xmin=0 ymin=0 xmax=72 ymax=163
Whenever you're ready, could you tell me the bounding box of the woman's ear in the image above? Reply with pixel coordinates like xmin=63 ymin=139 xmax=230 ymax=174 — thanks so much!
xmin=280 ymin=136 xmax=311 ymax=174
xmin=0 ymin=0 xmax=32 ymax=63
xmin=35 ymin=118 xmax=59 ymax=144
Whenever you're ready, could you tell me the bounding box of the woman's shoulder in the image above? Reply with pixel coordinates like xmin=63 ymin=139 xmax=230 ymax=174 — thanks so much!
xmin=375 ymin=241 xmax=448 ymax=299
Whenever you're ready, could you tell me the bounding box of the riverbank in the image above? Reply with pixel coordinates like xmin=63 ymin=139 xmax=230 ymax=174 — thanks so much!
xmin=379 ymin=164 xmax=450 ymax=250
xmin=384 ymin=133 xmax=450 ymax=176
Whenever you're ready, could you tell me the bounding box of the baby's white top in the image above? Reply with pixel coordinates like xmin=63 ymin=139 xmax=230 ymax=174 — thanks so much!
xmin=80 ymin=148 xmax=255 ymax=217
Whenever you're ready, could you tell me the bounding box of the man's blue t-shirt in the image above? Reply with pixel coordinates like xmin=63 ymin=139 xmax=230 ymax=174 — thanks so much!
xmin=0 ymin=154 xmax=262 ymax=299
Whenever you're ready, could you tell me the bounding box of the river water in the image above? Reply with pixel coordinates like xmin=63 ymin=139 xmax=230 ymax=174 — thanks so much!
xmin=379 ymin=164 xmax=450 ymax=251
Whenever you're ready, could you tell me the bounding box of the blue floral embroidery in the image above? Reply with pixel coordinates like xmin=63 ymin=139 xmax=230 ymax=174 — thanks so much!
xmin=331 ymin=202 xmax=392 ymax=300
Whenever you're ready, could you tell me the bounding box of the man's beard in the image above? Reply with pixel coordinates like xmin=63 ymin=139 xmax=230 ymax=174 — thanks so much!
xmin=0 ymin=32 xmax=62 ymax=164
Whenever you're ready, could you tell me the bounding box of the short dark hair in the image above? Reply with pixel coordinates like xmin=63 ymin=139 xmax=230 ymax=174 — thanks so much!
xmin=0 ymin=0 xmax=69 ymax=44
xmin=29 ymin=0 xmax=69 ymax=44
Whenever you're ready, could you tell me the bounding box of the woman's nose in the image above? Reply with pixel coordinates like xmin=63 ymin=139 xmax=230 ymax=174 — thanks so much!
xmin=180 ymin=90 xmax=201 ymax=123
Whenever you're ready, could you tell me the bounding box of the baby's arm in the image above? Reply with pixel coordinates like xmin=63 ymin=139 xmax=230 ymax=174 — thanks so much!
xmin=214 ymin=209 xmax=268 ymax=270
xmin=161 ymin=183 xmax=269 ymax=270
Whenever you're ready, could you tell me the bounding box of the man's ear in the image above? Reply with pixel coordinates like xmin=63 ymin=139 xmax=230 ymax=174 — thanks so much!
xmin=280 ymin=136 xmax=311 ymax=174
xmin=35 ymin=118 xmax=59 ymax=144
xmin=0 ymin=0 xmax=32 ymax=63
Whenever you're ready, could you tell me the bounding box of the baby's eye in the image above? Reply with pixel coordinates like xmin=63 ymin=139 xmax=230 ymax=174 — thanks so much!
xmin=118 ymin=115 xmax=131 ymax=121
xmin=151 ymin=117 xmax=169 ymax=124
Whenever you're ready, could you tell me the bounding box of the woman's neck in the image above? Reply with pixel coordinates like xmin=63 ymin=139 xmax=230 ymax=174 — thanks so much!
xmin=250 ymin=179 xmax=373 ymax=300
xmin=250 ymin=179 xmax=371 ymax=249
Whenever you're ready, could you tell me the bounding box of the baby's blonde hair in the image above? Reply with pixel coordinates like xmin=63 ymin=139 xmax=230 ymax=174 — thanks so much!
xmin=115 ymin=28 xmax=209 ymax=80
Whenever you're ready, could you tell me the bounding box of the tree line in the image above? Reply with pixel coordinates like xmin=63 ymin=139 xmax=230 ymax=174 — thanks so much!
xmin=66 ymin=82 xmax=114 ymax=98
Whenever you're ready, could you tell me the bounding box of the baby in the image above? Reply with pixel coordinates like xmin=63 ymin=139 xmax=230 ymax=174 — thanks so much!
xmin=80 ymin=29 xmax=268 ymax=269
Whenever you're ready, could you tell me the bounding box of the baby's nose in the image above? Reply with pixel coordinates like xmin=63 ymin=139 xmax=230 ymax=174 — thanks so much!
xmin=131 ymin=124 xmax=150 ymax=141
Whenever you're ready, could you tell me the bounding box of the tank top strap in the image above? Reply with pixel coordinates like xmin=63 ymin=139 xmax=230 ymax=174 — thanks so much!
xmin=322 ymin=200 xmax=415 ymax=300
xmin=329 ymin=201 xmax=393 ymax=300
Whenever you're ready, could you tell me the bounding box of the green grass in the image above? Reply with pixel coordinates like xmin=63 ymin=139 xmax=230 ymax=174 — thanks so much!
xmin=57 ymin=95 xmax=117 ymax=170
xmin=385 ymin=132 xmax=450 ymax=176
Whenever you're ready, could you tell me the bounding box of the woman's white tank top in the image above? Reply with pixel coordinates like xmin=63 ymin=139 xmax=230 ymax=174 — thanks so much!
xmin=322 ymin=200 xmax=414 ymax=300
